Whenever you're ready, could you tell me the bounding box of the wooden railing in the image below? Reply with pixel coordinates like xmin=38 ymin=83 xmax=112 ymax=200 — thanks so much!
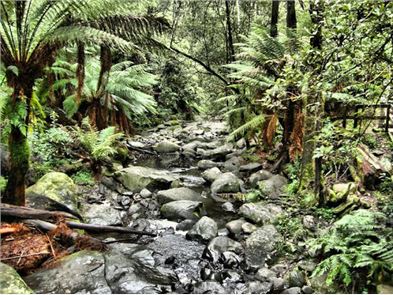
xmin=328 ymin=103 xmax=392 ymax=133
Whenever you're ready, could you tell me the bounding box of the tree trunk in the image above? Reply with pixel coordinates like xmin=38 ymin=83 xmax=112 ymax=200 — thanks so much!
xmin=76 ymin=42 xmax=85 ymax=105
xmin=3 ymin=83 xmax=33 ymax=206
xmin=91 ymin=45 xmax=111 ymax=130
xmin=270 ymin=0 xmax=280 ymax=38
xmin=225 ymin=0 xmax=235 ymax=63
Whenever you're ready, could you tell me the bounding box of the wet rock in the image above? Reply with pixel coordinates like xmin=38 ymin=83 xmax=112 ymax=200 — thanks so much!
xmin=84 ymin=201 xmax=122 ymax=226
xmin=198 ymin=159 xmax=222 ymax=170
xmin=240 ymin=163 xmax=262 ymax=173
xmin=281 ymin=287 xmax=302 ymax=294
xmin=24 ymin=251 xmax=111 ymax=294
xmin=202 ymin=167 xmax=222 ymax=182
xmin=140 ymin=188 xmax=152 ymax=198
xmin=211 ymin=172 xmax=244 ymax=195
xmin=205 ymin=236 xmax=244 ymax=262
xmin=226 ymin=218 xmax=246 ymax=235
xmin=153 ymin=140 xmax=180 ymax=153
xmin=221 ymin=251 xmax=241 ymax=268
xmin=187 ymin=216 xmax=218 ymax=242
xmin=242 ymin=222 xmax=258 ymax=234
xmin=131 ymin=249 xmax=175 ymax=285
xmin=26 ymin=172 xmax=79 ymax=211
xmin=222 ymin=202 xmax=236 ymax=213
xmin=0 ymin=263 xmax=32 ymax=294
xmin=302 ymin=286 xmax=314 ymax=294
xmin=157 ymin=187 xmax=202 ymax=204
xmin=271 ymin=263 xmax=288 ymax=276
xmin=127 ymin=140 xmax=146 ymax=149
xmin=246 ymin=281 xmax=273 ymax=294
xmin=245 ymin=225 xmax=282 ymax=268
xmin=249 ymin=170 xmax=273 ymax=187
xmin=148 ymin=234 xmax=205 ymax=282
xmin=239 ymin=202 xmax=283 ymax=225
xmin=176 ymin=219 xmax=196 ymax=231
xmin=160 ymin=200 xmax=202 ymax=221
xmin=193 ymin=281 xmax=226 ymax=294
xmin=377 ymin=284 xmax=393 ymax=294
xmin=116 ymin=166 xmax=177 ymax=192
xmin=104 ymin=244 xmax=159 ymax=293
xmin=256 ymin=267 xmax=277 ymax=282
xmin=258 ymin=175 xmax=288 ymax=198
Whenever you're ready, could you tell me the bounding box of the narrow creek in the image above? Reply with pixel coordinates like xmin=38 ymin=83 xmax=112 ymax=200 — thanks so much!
xmin=23 ymin=118 xmax=307 ymax=294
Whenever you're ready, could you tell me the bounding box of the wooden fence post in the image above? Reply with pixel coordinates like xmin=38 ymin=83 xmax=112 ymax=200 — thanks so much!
xmin=386 ymin=105 xmax=391 ymax=133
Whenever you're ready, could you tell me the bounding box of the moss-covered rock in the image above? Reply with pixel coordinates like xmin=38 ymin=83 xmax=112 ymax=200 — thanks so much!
xmin=0 ymin=263 xmax=32 ymax=294
xmin=26 ymin=172 xmax=78 ymax=211
xmin=327 ymin=182 xmax=357 ymax=203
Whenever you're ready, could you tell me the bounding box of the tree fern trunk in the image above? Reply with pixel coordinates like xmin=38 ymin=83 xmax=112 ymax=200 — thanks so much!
xmin=4 ymin=82 xmax=33 ymax=206
xmin=270 ymin=0 xmax=280 ymax=38
xmin=76 ymin=42 xmax=85 ymax=105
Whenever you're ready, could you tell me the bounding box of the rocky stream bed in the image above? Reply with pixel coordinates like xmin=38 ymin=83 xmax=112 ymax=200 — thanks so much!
xmin=2 ymin=118 xmax=322 ymax=294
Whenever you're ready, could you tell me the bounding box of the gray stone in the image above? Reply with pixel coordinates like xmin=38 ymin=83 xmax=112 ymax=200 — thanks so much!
xmin=302 ymin=286 xmax=314 ymax=294
xmin=258 ymin=175 xmax=288 ymax=198
xmin=157 ymin=187 xmax=202 ymax=204
xmin=221 ymin=251 xmax=241 ymax=268
xmin=223 ymin=157 xmax=242 ymax=173
xmin=211 ymin=172 xmax=244 ymax=195
xmin=239 ymin=202 xmax=283 ymax=225
xmin=201 ymin=144 xmax=233 ymax=159
xmin=281 ymin=287 xmax=301 ymax=294
xmin=222 ymin=202 xmax=236 ymax=213
xmin=0 ymin=263 xmax=32 ymax=294
xmin=303 ymin=215 xmax=317 ymax=231
xmin=140 ymin=188 xmax=152 ymax=198
xmin=197 ymin=159 xmax=222 ymax=170
xmin=193 ymin=281 xmax=226 ymax=294
xmin=153 ymin=140 xmax=180 ymax=153
xmin=256 ymin=267 xmax=277 ymax=282
xmin=187 ymin=216 xmax=218 ymax=241
xmin=285 ymin=269 xmax=306 ymax=288
xmin=84 ymin=202 xmax=122 ymax=226
xmin=206 ymin=236 xmax=244 ymax=262
xmin=226 ymin=218 xmax=246 ymax=235
xmin=245 ymin=225 xmax=282 ymax=268
xmin=160 ymin=200 xmax=202 ymax=221
xmin=24 ymin=251 xmax=111 ymax=294
xmin=249 ymin=170 xmax=273 ymax=187
xmin=242 ymin=222 xmax=258 ymax=234
xmin=176 ymin=219 xmax=196 ymax=231
xmin=201 ymin=167 xmax=222 ymax=182
xmin=247 ymin=281 xmax=273 ymax=294
xmin=117 ymin=166 xmax=177 ymax=192
xmin=240 ymin=163 xmax=262 ymax=173
xmin=271 ymin=278 xmax=286 ymax=292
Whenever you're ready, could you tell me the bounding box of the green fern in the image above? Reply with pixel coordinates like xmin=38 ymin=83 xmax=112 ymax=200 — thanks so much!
xmin=308 ymin=209 xmax=393 ymax=291
xmin=227 ymin=114 xmax=265 ymax=142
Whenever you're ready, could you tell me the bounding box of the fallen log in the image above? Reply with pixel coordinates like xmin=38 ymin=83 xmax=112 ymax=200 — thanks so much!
xmin=0 ymin=204 xmax=78 ymax=220
xmin=66 ymin=221 xmax=157 ymax=236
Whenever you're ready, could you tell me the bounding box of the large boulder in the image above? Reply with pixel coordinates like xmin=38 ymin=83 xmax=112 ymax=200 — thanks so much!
xmin=226 ymin=218 xmax=247 ymax=235
xmin=240 ymin=163 xmax=262 ymax=173
xmin=153 ymin=140 xmax=180 ymax=153
xmin=201 ymin=167 xmax=222 ymax=183
xmin=205 ymin=236 xmax=244 ymax=262
xmin=187 ymin=216 xmax=218 ymax=242
xmin=211 ymin=172 xmax=244 ymax=195
xmin=200 ymin=144 xmax=233 ymax=160
xmin=24 ymin=251 xmax=111 ymax=294
xmin=26 ymin=172 xmax=78 ymax=211
xmin=258 ymin=175 xmax=288 ymax=198
xmin=239 ymin=202 xmax=283 ymax=225
xmin=160 ymin=200 xmax=202 ymax=221
xmin=116 ymin=166 xmax=177 ymax=192
xmin=249 ymin=170 xmax=273 ymax=188
xmin=245 ymin=225 xmax=282 ymax=268
xmin=157 ymin=187 xmax=202 ymax=204
xmin=0 ymin=263 xmax=32 ymax=294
